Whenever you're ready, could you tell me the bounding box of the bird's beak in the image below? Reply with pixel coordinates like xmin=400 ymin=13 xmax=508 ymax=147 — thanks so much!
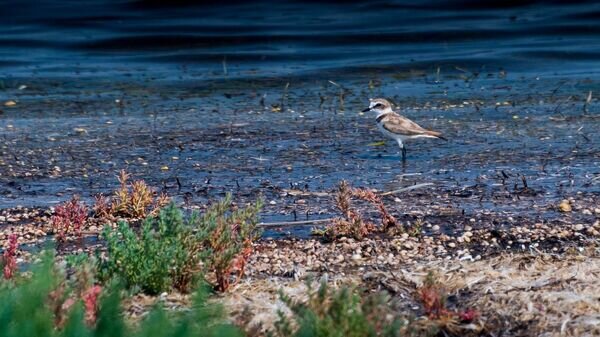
xmin=361 ymin=107 xmax=371 ymax=112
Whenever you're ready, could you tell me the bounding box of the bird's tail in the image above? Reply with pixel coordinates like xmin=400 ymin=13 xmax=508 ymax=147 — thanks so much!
xmin=425 ymin=130 xmax=447 ymax=141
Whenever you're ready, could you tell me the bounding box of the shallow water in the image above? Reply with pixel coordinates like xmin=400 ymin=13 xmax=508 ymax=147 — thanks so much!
xmin=0 ymin=1 xmax=599 ymax=237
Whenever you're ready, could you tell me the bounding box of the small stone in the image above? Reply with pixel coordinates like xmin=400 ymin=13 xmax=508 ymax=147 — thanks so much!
xmin=448 ymin=242 xmax=456 ymax=248
xmin=582 ymin=209 xmax=592 ymax=216
xmin=351 ymin=254 xmax=362 ymax=261
xmin=558 ymin=200 xmax=572 ymax=212
xmin=432 ymin=225 xmax=440 ymax=231
xmin=574 ymin=224 xmax=584 ymax=231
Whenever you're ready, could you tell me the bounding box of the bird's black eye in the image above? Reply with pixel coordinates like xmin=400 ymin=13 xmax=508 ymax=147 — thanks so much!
xmin=375 ymin=103 xmax=383 ymax=108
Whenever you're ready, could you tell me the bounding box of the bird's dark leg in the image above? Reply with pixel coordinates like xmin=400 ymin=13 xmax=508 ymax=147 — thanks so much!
xmin=397 ymin=140 xmax=406 ymax=161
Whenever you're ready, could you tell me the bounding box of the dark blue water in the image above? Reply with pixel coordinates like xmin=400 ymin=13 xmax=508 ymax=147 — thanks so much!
xmin=1 ymin=0 xmax=600 ymax=80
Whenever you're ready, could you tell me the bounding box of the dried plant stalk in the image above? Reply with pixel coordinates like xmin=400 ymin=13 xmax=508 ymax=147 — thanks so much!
xmin=96 ymin=169 xmax=171 ymax=219
xmin=327 ymin=181 xmax=399 ymax=240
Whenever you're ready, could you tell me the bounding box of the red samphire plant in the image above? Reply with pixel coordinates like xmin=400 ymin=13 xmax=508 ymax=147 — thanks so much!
xmin=82 ymin=285 xmax=102 ymax=325
xmin=327 ymin=181 xmax=398 ymax=240
xmin=51 ymin=196 xmax=88 ymax=242
xmin=2 ymin=233 xmax=18 ymax=280
xmin=417 ymin=272 xmax=479 ymax=323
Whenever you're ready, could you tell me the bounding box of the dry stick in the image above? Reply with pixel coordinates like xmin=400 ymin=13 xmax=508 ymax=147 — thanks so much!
xmin=258 ymin=218 xmax=334 ymax=227
xmin=379 ymin=183 xmax=434 ymax=196
xmin=258 ymin=183 xmax=434 ymax=227
xmin=583 ymin=90 xmax=592 ymax=114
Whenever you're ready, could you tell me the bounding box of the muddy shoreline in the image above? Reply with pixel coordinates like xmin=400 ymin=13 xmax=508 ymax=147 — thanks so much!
xmin=2 ymin=72 xmax=599 ymax=237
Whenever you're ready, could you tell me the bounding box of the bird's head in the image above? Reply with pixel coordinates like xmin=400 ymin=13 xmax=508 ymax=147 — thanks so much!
xmin=362 ymin=98 xmax=393 ymax=115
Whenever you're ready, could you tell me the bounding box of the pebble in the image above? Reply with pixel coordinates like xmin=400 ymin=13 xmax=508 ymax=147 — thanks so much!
xmin=558 ymin=200 xmax=572 ymax=212
xmin=574 ymin=224 xmax=584 ymax=231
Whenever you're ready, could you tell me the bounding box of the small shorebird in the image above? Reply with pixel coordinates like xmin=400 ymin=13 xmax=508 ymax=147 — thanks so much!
xmin=362 ymin=98 xmax=446 ymax=160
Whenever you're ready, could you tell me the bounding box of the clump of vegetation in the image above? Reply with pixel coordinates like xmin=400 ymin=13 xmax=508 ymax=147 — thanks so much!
xmin=51 ymin=196 xmax=89 ymax=242
xmin=0 ymin=252 xmax=243 ymax=337
xmin=98 ymin=195 xmax=262 ymax=294
xmin=328 ymin=180 xmax=374 ymax=240
xmin=326 ymin=181 xmax=397 ymax=240
xmin=273 ymin=278 xmax=483 ymax=337
xmin=1 ymin=233 xmax=18 ymax=280
xmin=418 ymin=272 xmax=450 ymax=320
xmin=412 ymin=272 xmax=481 ymax=336
xmin=97 ymin=203 xmax=202 ymax=294
xmin=352 ymin=188 xmax=397 ymax=231
xmin=94 ymin=170 xmax=170 ymax=219
xmin=273 ymin=282 xmax=403 ymax=337
xmin=197 ymin=194 xmax=262 ymax=292
xmin=93 ymin=194 xmax=112 ymax=219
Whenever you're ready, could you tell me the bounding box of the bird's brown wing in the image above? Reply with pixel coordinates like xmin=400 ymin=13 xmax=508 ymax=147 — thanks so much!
xmin=381 ymin=114 xmax=431 ymax=136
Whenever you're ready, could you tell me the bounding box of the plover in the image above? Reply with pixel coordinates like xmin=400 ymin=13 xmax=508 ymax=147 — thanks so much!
xmin=362 ymin=98 xmax=446 ymax=160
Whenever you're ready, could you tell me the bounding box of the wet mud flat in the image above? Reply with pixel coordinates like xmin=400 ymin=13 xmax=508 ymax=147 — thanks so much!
xmin=1 ymin=70 xmax=599 ymax=240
